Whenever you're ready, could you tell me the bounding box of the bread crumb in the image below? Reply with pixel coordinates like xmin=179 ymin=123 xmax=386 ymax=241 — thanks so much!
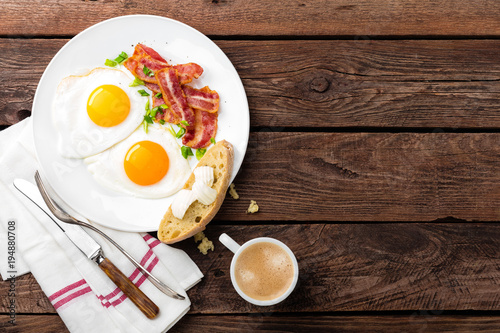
xmin=247 ymin=200 xmax=259 ymax=214
xmin=193 ymin=231 xmax=205 ymax=243
xmin=229 ymin=183 xmax=239 ymax=200
xmin=198 ymin=237 xmax=214 ymax=255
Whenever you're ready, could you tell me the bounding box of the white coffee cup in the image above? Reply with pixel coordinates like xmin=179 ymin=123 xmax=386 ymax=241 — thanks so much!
xmin=219 ymin=233 xmax=299 ymax=306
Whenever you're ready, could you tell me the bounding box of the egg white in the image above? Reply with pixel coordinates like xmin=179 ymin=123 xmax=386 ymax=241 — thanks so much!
xmin=53 ymin=67 xmax=146 ymax=158
xmin=84 ymin=124 xmax=191 ymax=199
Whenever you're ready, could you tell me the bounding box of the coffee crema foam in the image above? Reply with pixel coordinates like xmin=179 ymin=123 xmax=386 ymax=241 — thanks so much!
xmin=234 ymin=242 xmax=294 ymax=301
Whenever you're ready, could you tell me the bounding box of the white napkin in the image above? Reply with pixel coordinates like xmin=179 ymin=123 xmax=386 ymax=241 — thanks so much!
xmin=0 ymin=118 xmax=203 ymax=332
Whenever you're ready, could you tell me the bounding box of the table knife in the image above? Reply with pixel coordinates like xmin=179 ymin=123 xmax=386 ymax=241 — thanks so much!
xmin=13 ymin=178 xmax=160 ymax=319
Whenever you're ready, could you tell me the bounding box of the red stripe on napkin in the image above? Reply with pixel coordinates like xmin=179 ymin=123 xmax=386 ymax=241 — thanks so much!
xmin=52 ymin=286 xmax=92 ymax=310
xmin=108 ymin=256 xmax=160 ymax=308
xmin=48 ymin=236 xmax=164 ymax=311
xmin=48 ymin=279 xmax=87 ymax=302
xmin=97 ymin=248 xmax=160 ymax=308
xmin=143 ymin=234 xmax=161 ymax=249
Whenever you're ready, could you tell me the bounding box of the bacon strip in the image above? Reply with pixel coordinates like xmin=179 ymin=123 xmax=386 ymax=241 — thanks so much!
xmin=135 ymin=44 xmax=168 ymax=63
xmin=152 ymin=95 xmax=179 ymax=124
xmin=172 ymin=63 xmax=203 ymax=85
xmin=182 ymin=110 xmax=218 ymax=149
xmin=134 ymin=62 xmax=203 ymax=86
xmin=145 ymin=82 xmax=161 ymax=93
xmin=125 ymin=47 xmax=204 ymax=85
xmin=123 ymin=57 xmax=138 ymax=74
xmin=134 ymin=62 xmax=162 ymax=83
xmin=155 ymin=68 xmax=195 ymax=129
xmin=147 ymin=83 xmax=219 ymax=113
xmin=183 ymin=85 xmax=219 ymax=113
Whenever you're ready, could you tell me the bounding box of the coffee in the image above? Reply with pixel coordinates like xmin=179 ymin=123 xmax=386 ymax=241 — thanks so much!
xmin=234 ymin=241 xmax=294 ymax=301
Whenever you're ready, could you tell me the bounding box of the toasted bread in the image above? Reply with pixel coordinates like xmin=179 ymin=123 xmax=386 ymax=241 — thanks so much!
xmin=158 ymin=140 xmax=234 ymax=244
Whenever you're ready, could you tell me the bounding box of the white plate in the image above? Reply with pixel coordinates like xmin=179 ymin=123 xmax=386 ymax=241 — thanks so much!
xmin=32 ymin=15 xmax=249 ymax=232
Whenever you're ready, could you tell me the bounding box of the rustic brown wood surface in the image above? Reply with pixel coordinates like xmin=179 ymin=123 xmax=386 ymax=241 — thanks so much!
xmin=2 ymin=39 xmax=500 ymax=128
xmin=217 ymin=132 xmax=500 ymax=222
xmin=2 ymin=224 xmax=500 ymax=315
xmin=1 ymin=1 xmax=500 ymax=36
xmin=3 ymin=314 xmax=500 ymax=333
xmin=1 ymin=0 xmax=500 ymax=331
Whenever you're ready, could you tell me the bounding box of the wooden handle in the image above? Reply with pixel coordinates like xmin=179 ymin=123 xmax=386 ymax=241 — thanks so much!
xmin=99 ymin=257 xmax=159 ymax=319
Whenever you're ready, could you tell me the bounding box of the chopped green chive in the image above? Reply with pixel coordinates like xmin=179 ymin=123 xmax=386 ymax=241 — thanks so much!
xmin=168 ymin=125 xmax=176 ymax=137
xmin=114 ymin=51 xmax=128 ymax=64
xmin=154 ymin=92 xmax=162 ymax=98
xmin=145 ymin=100 xmax=150 ymax=112
xmin=129 ymin=77 xmax=145 ymax=87
xmin=138 ymin=89 xmax=150 ymax=96
xmin=144 ymin=114 xmax=154 ymax=124
xmin=180 ymin=120 xmax=190 ymax=126
xmin=143 ymin=120 xmax=149 ymax=133
xmin=160 ymin=104 xmax=168 ymax=109
xmin=142 ymin=66 xmax=154 ymax=77
xmin=196 ymin=148 xmax=207 ymax=160
xmin=150 ymin=106 xmax=160 ymax=118
xmin=210 ymin=138 xmax=216 ymax=145
xmin=159 ymin=119 xmax=165 ymax=125
xmin=175 ymin=127 xmax=186 ymax=139
xmin=105 ymin=59 xmax=117 ymax=67
xmin=181 ymin=146 xmax=194 ymax=159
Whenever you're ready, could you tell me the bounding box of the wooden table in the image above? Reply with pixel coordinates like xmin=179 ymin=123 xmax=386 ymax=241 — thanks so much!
xmin=1 ymin=1 xmax=500 ymax=332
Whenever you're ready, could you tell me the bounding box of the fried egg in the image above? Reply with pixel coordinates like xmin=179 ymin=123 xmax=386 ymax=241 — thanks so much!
xmin=84 ymin=124 xmax=191 ymax=198
xmin=53 ymin=68 xmax=145 ymax=158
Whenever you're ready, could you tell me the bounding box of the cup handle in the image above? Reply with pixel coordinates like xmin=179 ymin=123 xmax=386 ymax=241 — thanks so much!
xmin=219 ymin=233 xmax=241 ymax=254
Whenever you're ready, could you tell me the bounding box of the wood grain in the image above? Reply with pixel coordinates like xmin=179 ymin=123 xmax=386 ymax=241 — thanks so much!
xmin=0 ymin=315 xmax=66 ymax=333
xmin=3 ymin=224 xmax=500 ymax=314
xmin=1 ymin=39 xmax=500 ymax=128
xmin=98 ymin=258 xmax=159 ymax=319
xmin=0 ymin=39 xmax=500 ymax=129
xmin=2 ymin=314 xmax=500 ymax=333
xmin=172 ymin=314 xmax=500 ymax=332
xmin=1 ymin=1 xmax=500 ymax=36
xmin=217 ymin=132 xmax=500 ymax=222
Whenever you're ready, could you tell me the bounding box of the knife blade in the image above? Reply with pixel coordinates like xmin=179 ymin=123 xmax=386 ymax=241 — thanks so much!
xmin=13 ymin=178 xmax=101 ymax=261
xmin=13 ymin=178 xmax=160 ymax=319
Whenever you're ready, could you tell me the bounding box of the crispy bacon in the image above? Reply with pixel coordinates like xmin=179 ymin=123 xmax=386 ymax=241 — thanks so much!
xmin=124 ymin=45 xmax=204 ymax=87
xmin=125 ymin=44 xmax=218 ymax=145
xmin=123 ymin=56 xmax=138 ymax=74
xmin=134 ymin=62 xmax=203 ymax=85
xmin=135 ymin=44 xmax=168 ymax=64
xmin=139 ymin=56 xmax=169 ymax=71
xmin=183 ymin=85 xmax=219 ymax=113
xmin=152 ymin=95 xmax=179 ymax=124
xmin=145 ymin=82 xmax=161 ymax=93
xmin=182 ymin=110 xmax=218 ymax=149
xmin=172 ymin=63 xmax=203 ymax=85
xmin=155 ymin=68 xmax=195 ymax=129
xmin=147 ymin=83 xmax=219 ymax=113
xmin=128 ymin=44 xmax=170 ymax=83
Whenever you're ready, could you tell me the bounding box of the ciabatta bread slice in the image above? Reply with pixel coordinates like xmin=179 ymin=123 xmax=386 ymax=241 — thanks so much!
xmin=158 ymin=140 xmax=234 ymax=244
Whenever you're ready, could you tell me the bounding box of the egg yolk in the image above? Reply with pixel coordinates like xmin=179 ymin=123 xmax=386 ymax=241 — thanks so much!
xmin=124 ymin=141 xmax=170 ymax=186
xmin=87 ymin=85 xmax=130 ymax=127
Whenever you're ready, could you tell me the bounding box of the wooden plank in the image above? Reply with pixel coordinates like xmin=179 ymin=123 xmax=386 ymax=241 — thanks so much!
xmin=0 ymin=315 xmax=66 ymax=333
xmin=1 ymin=1 xmax=500 ymax=36
xmin=218 ymin=132 xmax=500 ymax=222
xmin=2 ymin=314 xmax=500 ymax=333
xmin=173 ymin=314 xmax=500 ymax=332
xmin=0 ymin=274 xmax=53 ymax=314
xmin=2 ymin=224 xmax=500 ymax=314
xmin=1 ymin=39 xmax=500 ymax=128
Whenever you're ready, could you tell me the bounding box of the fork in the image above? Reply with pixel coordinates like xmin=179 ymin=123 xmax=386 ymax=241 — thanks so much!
xmin=34 ymin=171 xmax=185 ymax=300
